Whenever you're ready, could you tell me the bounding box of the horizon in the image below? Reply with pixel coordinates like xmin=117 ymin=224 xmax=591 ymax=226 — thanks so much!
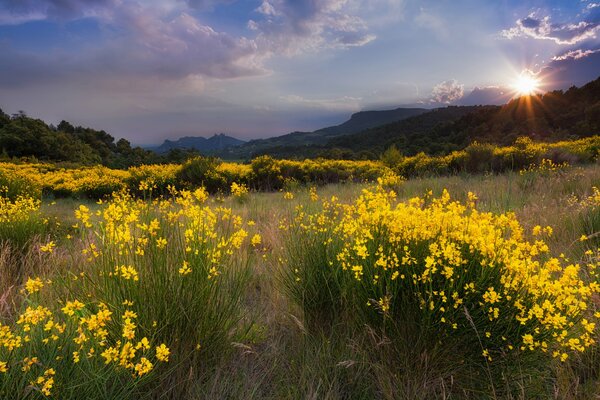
xmin=1 ymin=0 xmax=599 ymax=145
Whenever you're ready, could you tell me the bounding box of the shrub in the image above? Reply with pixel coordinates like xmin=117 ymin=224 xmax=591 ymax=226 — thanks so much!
xmin=66 ymin=189 xmax=253 ymax=396
xmin=230 ymin=182 xmax=249 ymax=202
xmin=177 ymin=156 xmax=226 ymax=193
xmin=127 ymin=164 xmax=181 ymax=196
xmin=282 ymin=184 xmax=600 ymax=395
xmin=250 ymin=156 xmax=284 ymax=191
xmin=0 ymin=170 xmax=41 ymax=200
xmin=0 ymin=195 xmax=46 ymax=250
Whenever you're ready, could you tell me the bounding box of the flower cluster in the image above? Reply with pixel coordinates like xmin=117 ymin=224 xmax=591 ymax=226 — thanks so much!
xmin=288 ymin=184 xmax=599 ymax=363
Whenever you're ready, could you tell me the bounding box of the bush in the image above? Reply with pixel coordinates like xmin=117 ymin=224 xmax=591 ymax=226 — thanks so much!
xmin=127 ymin=164 xmax=181 ymax=197
xmin=177 ymin=156 xmax=226 ymax=193
xmin=283 ymin=183 xmax=599 ymax=396
xmin=0 ymin=195 xmax=46 ymax=250
xmin=66 ymin=189 xmax=253 ymax=396
xmin=250 ymin=156 xmax=284 ymax=191
xmin=0 ymin=170 xmax=41 ymax=200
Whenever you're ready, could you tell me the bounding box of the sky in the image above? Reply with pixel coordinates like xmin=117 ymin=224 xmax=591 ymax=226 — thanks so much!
xmin=0 ymin=0 xmax=599 ymax=145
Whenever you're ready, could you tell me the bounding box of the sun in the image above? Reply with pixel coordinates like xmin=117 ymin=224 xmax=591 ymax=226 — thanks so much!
xmin=512 ymin=72 xmax=541 ymax=96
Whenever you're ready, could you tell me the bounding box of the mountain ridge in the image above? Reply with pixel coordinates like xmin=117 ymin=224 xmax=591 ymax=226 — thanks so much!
xmin=151 ymin=133 xmax=245 ymax=154
xmin=217 ymin=107 xmax=428 ymax=159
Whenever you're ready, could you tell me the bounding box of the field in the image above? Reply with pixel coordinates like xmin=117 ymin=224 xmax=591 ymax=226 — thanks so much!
xmin=0 ymin=159 xmax=599 ymax=399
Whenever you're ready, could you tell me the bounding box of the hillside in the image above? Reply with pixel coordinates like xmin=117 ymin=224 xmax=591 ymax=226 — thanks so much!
xmin=153 ymin=133 xmax=245 ymax=154
xmin=0 ymin=112 xmax=161 ymax=167
xmin=326 ymin=106 xmax=490 ymax=156
xmin=218 ymin=107 xmax=427 ymax=159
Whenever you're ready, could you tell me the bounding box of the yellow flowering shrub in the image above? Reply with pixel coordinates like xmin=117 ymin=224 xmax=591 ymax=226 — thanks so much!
xmin=230 ymin=182 xmax=249 ymax=201
xmin=127 ymin=164 xmax=181 ymax=196
xmin=66 ymin=188 xmax=253 ymax=394
xmin=0 ymin=195 xmax=46 ymax=249
xmin=283 ymin=182 xmax=599 ymax=382
xmin=0 ymin=196 xmax=40 ymax=225
xmin=0 ymin=294 xmax=169 ymax=398
xmin=44 ymin=166 xmax=129 ymax=198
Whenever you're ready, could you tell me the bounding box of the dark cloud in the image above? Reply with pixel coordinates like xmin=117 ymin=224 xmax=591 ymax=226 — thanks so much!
xmin=249 ymin=0 xmax=375 ymax=54
xmin=0 ymin=1 xmax=266 ymax=88
xmin=502 ymin=13 xmax=600 ymax=45
xmin=0 ymin=0 xmax=378 ymax=88
xmin=0 ymin=0 xmax=114 ymax=21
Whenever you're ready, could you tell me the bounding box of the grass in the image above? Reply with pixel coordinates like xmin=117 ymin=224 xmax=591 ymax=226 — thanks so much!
xmin=0 ymin=164 xmax=599 ymax=399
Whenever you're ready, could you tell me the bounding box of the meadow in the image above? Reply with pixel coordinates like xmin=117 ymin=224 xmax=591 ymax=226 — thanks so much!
xmin=0 ymin=148 xmax=599 ymax=399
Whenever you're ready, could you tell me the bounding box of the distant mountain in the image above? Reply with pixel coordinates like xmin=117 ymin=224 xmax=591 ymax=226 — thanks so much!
xmin=153 ymin=133 xmax=245 ymax=154
xmin=248 ymin=105 xmax=487 ymax=159
xmin=326 ymin=105 xmax=489 ymax=155
xmin=217 ymin=107 xmax=428 ymax=159
xmin=315 ymin=107 xmax=429 ymax=136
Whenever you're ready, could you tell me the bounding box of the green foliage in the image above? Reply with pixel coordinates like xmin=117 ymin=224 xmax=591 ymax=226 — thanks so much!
xmin=380 ymin=144 xmax=403 ymax=167
xmin=250 ymin=156 xmax=284 ymax=191
xmin=0 ymin=112 xmax=159 ymax=168
xmin=177 ymin=156 xmax=226 ymax=193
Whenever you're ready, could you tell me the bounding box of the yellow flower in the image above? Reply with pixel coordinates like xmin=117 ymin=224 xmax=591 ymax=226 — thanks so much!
xmin=0 ymin=361 xmax=7 ymax=373
xmin=230 ymin=182 xmax=249 ymax=198
xmin=122 ymin=318 xmax=136 ymax=340
xmin=179 ymin=261 xmax=192 ymax=276
xmin=156 ymin=237 xmax=167 ymax=249
xmin=40 ymin=241 xmax=56 ymax=253
xmin=251 ymin=234 xmax=262 ymax=247
xmin=156 ymin=343 xmax=170 ymax=362
xmin=134 ymin=357 xmax=153 ymax=376
xmin=117 ymin=265 xmax=139 ymax=281
xmin=62 ymin=300 xmax=85 ymax=316
xmin=136 ymin=337 xmax=150 ymax=350
xmin=25 ymin=277 xmax=44 ymax=294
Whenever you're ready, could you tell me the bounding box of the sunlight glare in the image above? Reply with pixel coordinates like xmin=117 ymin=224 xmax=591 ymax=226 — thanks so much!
xmin=512 ymin=72 xmax=541 ymax=96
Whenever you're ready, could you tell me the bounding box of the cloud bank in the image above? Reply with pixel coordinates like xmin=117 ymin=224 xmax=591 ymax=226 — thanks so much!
xmin=0 ymin=0 xmax=379 ymax=89
xmin=430 ymin=80 xmax=464 ymax=104
xmin=501 ymin=13 xmax=600 ymax=45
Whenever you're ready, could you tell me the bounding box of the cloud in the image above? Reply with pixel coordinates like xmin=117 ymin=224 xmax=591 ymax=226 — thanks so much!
xmin=430 ymin=80 xmax=464 ymax=104
xmin=0 ymin=0 xmax=380 ymax=89
xmin=249 ymin=0 xmax=376 ymax=55
xmin=111 ymin=8 xmax=263 ymax=79
xmin=541 ymin=47 xmax=600 ymax=88
xmin=0 ymin=1 xmax=266 ymax=88
xmin=0 ymin=0 xmax=115 ymax=22
xmin=552 ymin=48 xmax=600 ymax=61
xmin=280 ymin=94 xmax=362 ymax=111
xmin=185 ymin=0 xmax=237 ymax=10
xmin=501 ymin=13 xmax=600 ymax=45
xmin=414 ymin=8 xmax=448 ymax=39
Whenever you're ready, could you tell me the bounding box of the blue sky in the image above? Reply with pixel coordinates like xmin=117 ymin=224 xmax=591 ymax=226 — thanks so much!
xmin=0 ymin=0 xmax=599 ymax=145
